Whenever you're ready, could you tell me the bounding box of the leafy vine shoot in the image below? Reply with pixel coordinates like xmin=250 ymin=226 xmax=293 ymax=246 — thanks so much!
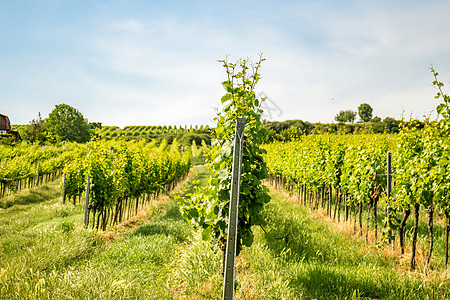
xmin=180 ymin=54 xmax=270 ymax=267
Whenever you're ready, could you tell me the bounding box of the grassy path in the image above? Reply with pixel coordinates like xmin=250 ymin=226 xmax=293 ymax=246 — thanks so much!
xmin=1 ymin=167 xmax=450 ymax=299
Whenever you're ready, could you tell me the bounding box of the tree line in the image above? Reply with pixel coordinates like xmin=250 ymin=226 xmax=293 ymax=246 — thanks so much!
xmin=11 ymin=104 xmax=212 ymax=147
xmin=263 ymin=116 xmax=402 ymax=142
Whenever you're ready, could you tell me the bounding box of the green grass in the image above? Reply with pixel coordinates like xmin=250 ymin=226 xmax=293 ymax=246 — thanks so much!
xmin=0 ymin=178 xmax=62 ymax=209
xmin=191 ymin=152 xmax=208 ymax=166
xmin=0 ymin=194 xmax=103 ymax=299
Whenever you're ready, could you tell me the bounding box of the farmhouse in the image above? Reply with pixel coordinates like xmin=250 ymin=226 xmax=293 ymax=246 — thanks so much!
xmin=0 ymin=113 xmax=21 ymax=140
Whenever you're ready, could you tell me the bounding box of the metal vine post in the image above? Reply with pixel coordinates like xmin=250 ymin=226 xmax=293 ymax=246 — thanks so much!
xmin=222 ymin=117 xmax=246 ymax=300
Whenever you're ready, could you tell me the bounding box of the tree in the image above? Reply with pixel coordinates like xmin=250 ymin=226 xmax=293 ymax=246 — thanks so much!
xmin=371 ymin=116 xmax=381 ymax=123
xmin=358 ymin=103 xmax=373 ymax=122
xmin=23 ymin=112 xmax=47 ymax=144
xmin=45 ymin=104 xmax=91 ymax=143
xmin=370 ymin=116 xmax=384 ymax=133
xmin=335 ymin=110 xmax=357 ymax=123
xmin=383 ymin=117 xmax=400 ymax=133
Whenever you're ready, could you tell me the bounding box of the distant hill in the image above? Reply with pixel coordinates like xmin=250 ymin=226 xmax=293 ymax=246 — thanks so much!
xmin=12 ymin=116 xmax=409 ymax=145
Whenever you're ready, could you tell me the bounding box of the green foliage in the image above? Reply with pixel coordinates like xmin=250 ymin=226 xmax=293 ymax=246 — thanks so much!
xmin=45 ymin=104 xmax=91 ymax=143
xmin=2 ymin=164 xmax=450 ymax=299
xmin=383 ymin=117 xmax=401 ymax=133
xmin=88 ymin=122 xmax=102 ymax=130
xmin=0 ymin=143 xmax=84 ymax=198
xmin=0 ymin=135 xmax=18 ymax=145
xmin=180 ymin=55 xmax=270 ymax=255
xmin=394 ymin=124 xmax=432 ymax=209
xmin=63 ymin=139 xmax=191 ymax=227
xmin=430 ymin=67 xmax=450 ymax=218
xmin=86 ymin=143 xmax=118 ymax=211
xmin=357 ymin=103 xmax=373 ymax=122
xmin=180 ymin=132 xmax=211 ymax=147
xmin=280 ymin=126 xmax=302 ymax=141
xmin=264 ymin=134 xmax=393 ymax=198
xmin=263 ymin=119 xmax=313 ymax=135
xmin=96 ymin=124 xmax=212 ymax=146
xmin=263 ymin=117 xmax=402 ymax=139
xmin=431 ymin=66 xmax=450 ymax=131
xmin=22 ymin=112 xmax=48 ymax=144
xmin=335 ymin=109 xmax=357 ymax=123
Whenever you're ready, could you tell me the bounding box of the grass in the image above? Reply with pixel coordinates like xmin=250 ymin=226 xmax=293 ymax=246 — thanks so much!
xmin=0 ymin=179 xmax=103 ymax=299
xmin=1 ymin=165 xmax=449 ymax=299
xmin=0 ymin=178 xmax=62 ymax=209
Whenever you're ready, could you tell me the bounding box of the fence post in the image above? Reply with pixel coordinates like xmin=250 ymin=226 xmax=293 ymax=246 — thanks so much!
xmin=62 ymin=173 xmax=66 ymax=204
xmin=84 ymin=175 xmax=90 ymax=227
xmin=36 ymin=163 xmax=40 ymax=187
xmin=386 ymin=152 xmax=395 ymax=249
xmin=222 ymin=117 xmax=246 ymax=300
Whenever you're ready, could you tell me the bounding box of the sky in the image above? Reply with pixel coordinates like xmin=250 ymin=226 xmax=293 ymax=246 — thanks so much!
xmin=1 ymin=0 xmax=450 ymax=127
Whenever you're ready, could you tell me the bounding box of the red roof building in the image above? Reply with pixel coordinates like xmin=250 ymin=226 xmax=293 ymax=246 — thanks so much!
xmin=0 ymin=114 xmax=11 ymax=132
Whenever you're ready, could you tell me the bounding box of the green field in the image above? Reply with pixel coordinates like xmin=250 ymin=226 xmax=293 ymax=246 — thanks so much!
xmin=0 ymin=165 xmax=448 ymax=299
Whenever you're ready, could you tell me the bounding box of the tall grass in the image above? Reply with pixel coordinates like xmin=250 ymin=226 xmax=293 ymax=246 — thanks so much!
xmin=0 ymin=178 xmax=62 ymax=209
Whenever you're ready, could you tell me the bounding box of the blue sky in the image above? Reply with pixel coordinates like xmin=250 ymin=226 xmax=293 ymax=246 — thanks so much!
xmin=2 ymin=0 xmax=450 ymax=127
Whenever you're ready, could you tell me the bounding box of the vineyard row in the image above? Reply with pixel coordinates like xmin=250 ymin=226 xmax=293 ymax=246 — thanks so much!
xmin=63 ymin=139 xmax=191 ymax=230
xmin=263 ymin=127 xmax=450 ymax=270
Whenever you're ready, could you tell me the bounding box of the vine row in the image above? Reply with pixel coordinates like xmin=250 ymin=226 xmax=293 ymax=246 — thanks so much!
xmin=264 ymin=129 xmax=450 ymax=269
xmin=64 ymin=139 xmax=191 ymax=230
xmin=0 ymin=143 xmax=83 ymax=199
